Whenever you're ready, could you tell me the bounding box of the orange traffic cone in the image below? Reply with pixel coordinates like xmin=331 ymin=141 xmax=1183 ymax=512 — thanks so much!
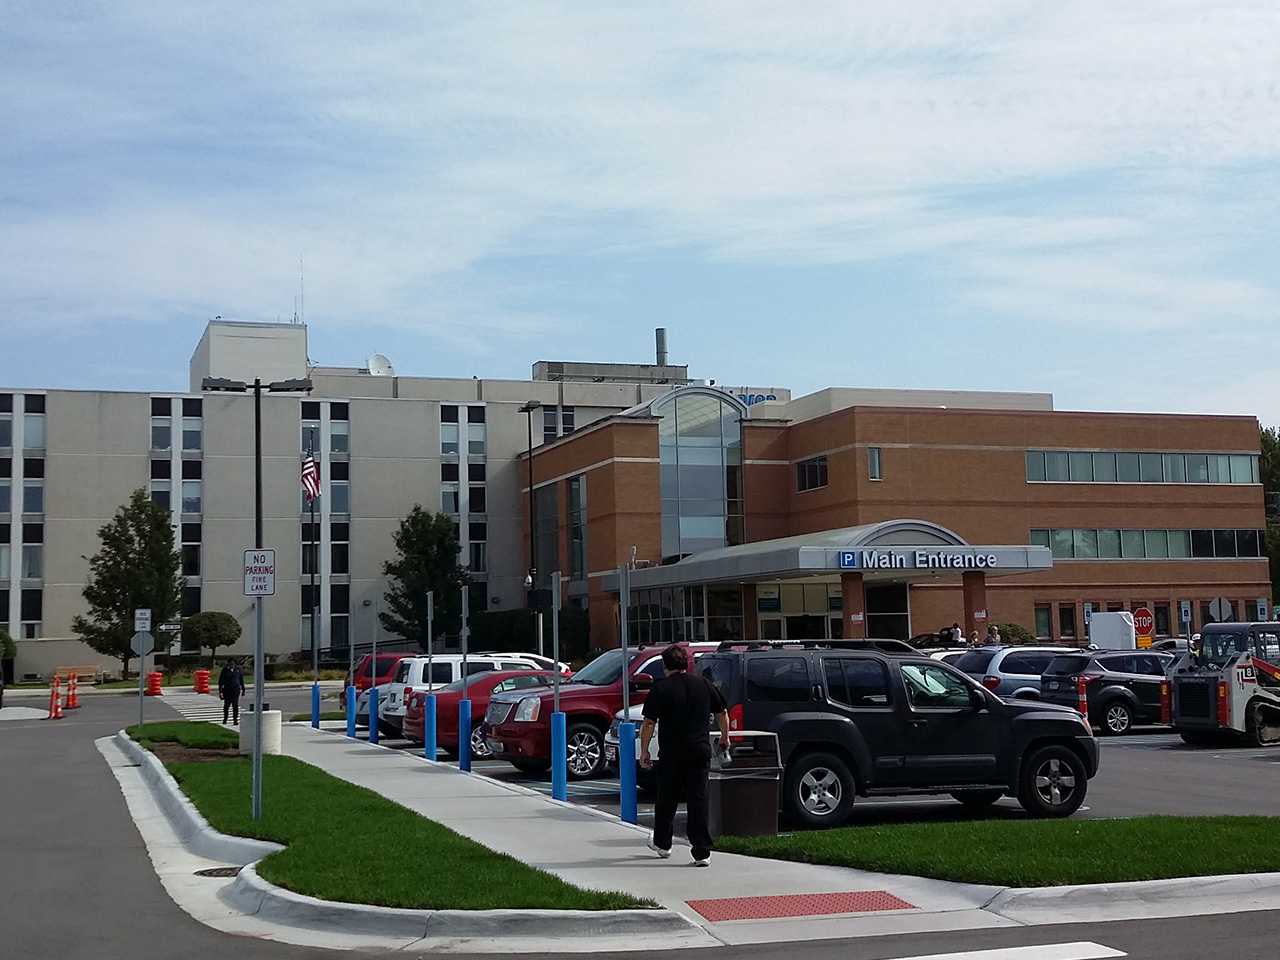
xmin=47 ymin=675 xmax=64 ymax=720
xmin=66 ymin=671 xmax=80 ymax=710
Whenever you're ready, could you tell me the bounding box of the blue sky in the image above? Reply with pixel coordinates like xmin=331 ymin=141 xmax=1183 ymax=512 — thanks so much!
xmin=3 ymin=3 xmax=1279 ymax=424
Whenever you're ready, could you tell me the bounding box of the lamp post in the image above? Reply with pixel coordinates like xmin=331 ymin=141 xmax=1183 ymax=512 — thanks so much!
xmin=202 ymin=376 xmax=312 ymax=821
xmin=519 ymin=400 xmax=542 ymax=656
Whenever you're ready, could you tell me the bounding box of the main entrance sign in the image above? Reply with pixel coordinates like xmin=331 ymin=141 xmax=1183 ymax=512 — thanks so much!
xmin=839 ymin=549 xmax=1000 ymax=570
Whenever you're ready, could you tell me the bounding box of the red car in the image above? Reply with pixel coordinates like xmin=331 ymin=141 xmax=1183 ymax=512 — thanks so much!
xmin=403 ymin=670 xmax=557 ymax=759
xmin=338 ymin=653 xmax=412 ymax=710
xmin=483 ymin=642 xmax=718 ymax=780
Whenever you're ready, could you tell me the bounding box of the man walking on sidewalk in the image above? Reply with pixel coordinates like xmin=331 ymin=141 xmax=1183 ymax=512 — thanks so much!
xmin=218 ymin=658 xmax=245 ymax=725
xmin=639 ymin=645 xmax=730 ymax=866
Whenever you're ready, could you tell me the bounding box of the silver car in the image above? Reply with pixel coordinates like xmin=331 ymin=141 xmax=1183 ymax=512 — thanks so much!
xmin=954 ymin=645 xmax=1079 ymax=700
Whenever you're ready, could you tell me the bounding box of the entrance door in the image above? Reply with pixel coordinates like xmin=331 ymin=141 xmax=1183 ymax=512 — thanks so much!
xmin=785 ymin=614 xmax=826 ymax=640
xmin=865 ymin=584 xmax=910 ymax=640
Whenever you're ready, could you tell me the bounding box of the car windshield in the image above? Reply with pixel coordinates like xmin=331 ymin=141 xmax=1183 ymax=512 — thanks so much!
xmin=954 ymin=649 xmax=997 ymax=674
xmin=1044 ymin=655 xmax=1092 ymax=675
xmin=1203 ymin=630 xmax=1248 ymax=661
xmin=569 ymin=648 xmax=627 ymax=686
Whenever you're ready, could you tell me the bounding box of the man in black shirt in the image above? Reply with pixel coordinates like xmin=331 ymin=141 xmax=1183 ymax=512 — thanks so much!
xmin=640 ymin=645 xmax=729 ymax=866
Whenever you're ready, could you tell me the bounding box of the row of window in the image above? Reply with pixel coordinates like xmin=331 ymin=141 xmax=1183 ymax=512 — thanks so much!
xmin=0 ymin=394 xmax=46 ymax=450
xmin=542 ymin=405 xmax=576 ymax=444
xmin=795 ymin=448 xmax=883 ymax=493
xmin=0 ymin=522 xmax=43 ymax=580
xmin=0 ymin=586 xmax=42 ymax=638
xmin=1027 ymin=450 xmax=1259 ymax=485
xmin=1033 ymin=598 xmax=1267 ymax=640
xmin=0 ymin=458 xmax=43 ymax=514
xmin=1030 ymin=527 xmax=1267 ymax=560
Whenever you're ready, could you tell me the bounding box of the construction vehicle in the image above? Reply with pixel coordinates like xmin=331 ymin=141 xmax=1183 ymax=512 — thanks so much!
xmin=1164 ymin=622 xmax=1280 ymax=746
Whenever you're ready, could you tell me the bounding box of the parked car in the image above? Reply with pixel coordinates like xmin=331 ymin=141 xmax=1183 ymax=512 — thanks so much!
xmin=603 ymin=705 xmax=658 ymax=788
xmin=403 ymin=669 xmax=556 ymax=758
xmin=1041 ymin=650 xmax=1175 ymax=735
xmin=928 ymin=648 xmax=972 ymax=665
xmin=339 ymin=653 xmax=412 ymax=711
xmin=475 ymin=651 xmax=572 ymax=677
xmin=696 ymin=642 xmax=1099 ymax=826
xmin=483 ymin=642 xmax=719 ymax=780
xmin=362 ymin=654 xmax=541 ymax=736
xmin=954 ymin=645 xmax=1080 ymax=700
xmin=1150 ymin=637 xmax=1190 ymax=653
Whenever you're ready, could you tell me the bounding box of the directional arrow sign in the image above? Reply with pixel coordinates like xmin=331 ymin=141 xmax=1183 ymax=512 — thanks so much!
xmin=130 ymin=631 xmax=155 ymax=656
xmin=158 ymin=622 xmax=182 ymax=633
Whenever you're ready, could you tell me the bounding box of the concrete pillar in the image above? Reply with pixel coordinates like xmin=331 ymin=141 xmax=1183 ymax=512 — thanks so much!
xmin=841 ymin=572 xmax=866 ymax=639
xmin=963 ymin=571 xmax=988 ymax=641
xmin=742 ymin=584 xmax=758 ymax=641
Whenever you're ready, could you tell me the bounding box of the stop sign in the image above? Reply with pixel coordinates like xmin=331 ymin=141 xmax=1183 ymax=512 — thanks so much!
xmin=1133 ymin=607 xmax=1155 ymax=637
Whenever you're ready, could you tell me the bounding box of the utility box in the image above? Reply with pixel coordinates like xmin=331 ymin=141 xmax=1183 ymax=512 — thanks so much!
xmin=1089 ymin=612 xmax=1136 ymax=650
xmin=708 ymin=732 xmax=782 ymax=839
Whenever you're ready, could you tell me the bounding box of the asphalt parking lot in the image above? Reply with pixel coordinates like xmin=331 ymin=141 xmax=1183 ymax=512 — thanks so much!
xmin=372 ymin=723 xmax=1280 ymax=828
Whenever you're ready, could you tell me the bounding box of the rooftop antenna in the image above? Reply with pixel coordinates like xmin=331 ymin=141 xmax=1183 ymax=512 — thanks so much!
xmin=292 ymin=297 xmax=299 ymax=325
xmin=299 ymin=255 xmax=305 ymax=326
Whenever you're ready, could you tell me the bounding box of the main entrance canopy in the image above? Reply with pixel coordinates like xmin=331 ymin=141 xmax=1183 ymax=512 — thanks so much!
xmin=602 ymin=519 xmax=1052 ymax=592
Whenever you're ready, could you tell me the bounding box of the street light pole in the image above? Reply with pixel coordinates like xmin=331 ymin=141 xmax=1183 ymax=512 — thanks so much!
xmin=519 ymin=400 xmax=541 ymax=656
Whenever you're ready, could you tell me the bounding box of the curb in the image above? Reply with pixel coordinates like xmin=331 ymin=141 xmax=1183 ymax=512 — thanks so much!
xmin=113 ymin=731 xmax=283 ymax=864
xmin=221 ymin=864 xmax=696 ymax=940
xmin=119 ymin=729 xmax=704 ymax=944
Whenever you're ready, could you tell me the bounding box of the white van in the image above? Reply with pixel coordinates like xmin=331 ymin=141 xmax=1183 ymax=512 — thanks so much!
xmin=362 ymin=654 xmax=543 ymax=734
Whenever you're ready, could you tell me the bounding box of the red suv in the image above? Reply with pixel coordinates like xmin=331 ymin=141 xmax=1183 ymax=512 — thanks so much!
xmin=338 ymin=653 xmax=411 ymax=710
xmin=483 ymin=642 xmax=717 ymax=780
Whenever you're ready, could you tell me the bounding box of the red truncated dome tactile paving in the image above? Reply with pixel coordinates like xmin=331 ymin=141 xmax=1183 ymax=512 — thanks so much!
xmin=686 ymin=891 xmax=916 ymax=922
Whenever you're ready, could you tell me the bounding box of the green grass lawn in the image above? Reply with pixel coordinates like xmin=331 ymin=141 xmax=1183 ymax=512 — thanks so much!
xmin=718 ymin=817 xmax=1280 ymax=887
xmin=135 ymin=724 xmax=648 ymax=911
xmin=289 ymin=712 xmax=347 ymax=722
xmin=128 ymin=720 xmax=239 ymax=749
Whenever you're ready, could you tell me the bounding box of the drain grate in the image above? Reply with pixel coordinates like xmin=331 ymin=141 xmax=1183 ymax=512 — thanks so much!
xmin=194 ymin=866 xmax=242 ymax=878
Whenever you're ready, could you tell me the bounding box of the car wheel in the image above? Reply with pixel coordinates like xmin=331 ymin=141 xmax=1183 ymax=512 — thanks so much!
xmin=950 ymin=790 xmax=1004 ymax=807
xmin=783 ymin=752 xmax=855 ymax=828
xmin=470 ymin=722 xmax=492 ymax=760
xmin=565 ymin=723 xmax=605 ymax=780
xmin=1017 ymin=744 xmax=1087 ymax=818
xmin=510 ymin=759 xmax=551 ymax=775
xmin=1100 ymin=700 xmax=1133 ymax=736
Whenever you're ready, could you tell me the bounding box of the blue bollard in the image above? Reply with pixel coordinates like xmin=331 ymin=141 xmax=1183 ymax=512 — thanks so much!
xmin=619 ymin=721 xmax=638 ymax=824
xmin=311 ymin=683 xmax=321 ymax=729
xmin=369 ymin=688 xmax=380 ymax=745
xmin=551 ymin=712 xmax=567 ymax=801
xmin=424 ymin=694 xmax=437 ymax=761
xmin=345 ymin=685 xmax=357 ymax=738
xmin=458 ymin=700 xmax=472 ymax=771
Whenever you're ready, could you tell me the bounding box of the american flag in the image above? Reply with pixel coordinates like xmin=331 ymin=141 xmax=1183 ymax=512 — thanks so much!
xmin=301 ymin=453 xmax=321 ymax=502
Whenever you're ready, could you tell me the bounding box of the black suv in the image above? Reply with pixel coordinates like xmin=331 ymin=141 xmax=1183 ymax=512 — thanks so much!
xmin=1041 ymin=650 xmax=1174 ymax=735
xmin=697 ymin=641 xmax=1099 ymax=827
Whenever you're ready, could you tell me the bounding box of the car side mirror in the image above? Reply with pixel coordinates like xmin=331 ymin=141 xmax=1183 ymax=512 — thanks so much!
xmin=629 ymin=673 xmax=654 ymax=691
xmin=969 ymin=688 xmax=986 ymax=711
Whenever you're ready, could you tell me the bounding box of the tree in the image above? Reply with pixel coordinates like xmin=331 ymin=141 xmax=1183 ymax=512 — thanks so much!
xmin=71 ymin=489 xmax=184 ymax=680
xmin=380 ymin=505 xmax=472 ymax=648
xmin=183 ymin=611 xmax=242 ymax=667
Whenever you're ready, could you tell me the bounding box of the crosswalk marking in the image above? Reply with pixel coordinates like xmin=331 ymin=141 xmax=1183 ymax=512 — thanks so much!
xmin=883 ymin=941 xmax=1125 ymax=960
xmin=159 ymin=691 xmax=232 ymax=725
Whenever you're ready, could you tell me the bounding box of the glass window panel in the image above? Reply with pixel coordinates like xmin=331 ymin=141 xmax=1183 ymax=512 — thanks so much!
xmin=1139 ymin=453 xmax=1164 ymax=483
xmin=0 ymin=544 xmax=9 ymax=580
xmin=1044 ymin=452 xmax=1069 ymax=481
xmin=331 ymin=542 xmax=349 ymax=574
xmin=868 ymin=447 xmax=882 ymax=480
xmin=1209 ymin=455 xmax=1230 ymax=483
xmin=1190 ymin=529 xmax=1214 ymax=557
xmin=1030 ymin=528 xmax=1050 ymax=548
xmin=21 ymin=545 xmax=42 ymax=579
xmin=1035 ymin=605 xmax=1052 ymax=639
xmin=182 ymin=418 xmax=202 ymax=451
xmin=1237 ymin=528 xmax=1260 ymax=558
xmin=0 ymin=416 xmax=11 ymax=448
xmin=1121 ymin=529 xmax=1145 ymax=558
xmin=330 ymin=420 xmax=349 ymax=453
xmin=1068 ymin=452 xmax=1094 ymax=482
xmin=1253 ymin=455 xmax=1261 ymax=484
xmin=330 ymin=482 xmax=349 ymax=514
xmin=182 ymin=544 xmax=201 ymax=576
xmin=0 ymin=480 xmax=10 ymax=513
xmin=679 ymin=515 xmax=725 ymax=540
xmin=1092 ymin=452 xmax=1117 ymax=482
xmin=180 ymin=480 xmax=201 ymax=514
xmin=1185 ymin=454 xmax=1209 ymax=483
xmin=1144 ymin=529 xmax=1169 ymax=558
xmin=301 ymin=422 xmax=320 ymax=452
xmin=469 ymin=485 xmax=486 ymax=513
xmin=1116 ymin=453 xmax=1140 ymax=482
xmin=1073 ymin=528 xmax=1099 ymax=558
xmin=1025 ymin=451 xmax=1045 ymax=482
xmin=23 ymin=414 xmax=45 ymax=448
xmin=150 ymin=417 xmax=171 ymax=450
xmin=1155 ymin=604 xmax=1171 ymax=636
xmin=150 ymin=482 xmax=170 ymax=510
xmin=1214 ymin=529 xmax=1237 ymax=557
xmin=1163 ymin=454 xmax=1186 ymax=483
xmin=1167 ymin=529 xmax=1190 ymax=557
xmin=745 ymin=657 xmax=811 ymax=702
xmin=440 ymin=423 xmax=459 ymax=455
xmin=1059 ymin=604 xmax=1077 ymax=638
xmin=1097 ymin=529 xmax=1122 ymax=558
xmin=678 ymin=464 xmax=725 ymax=499
xmin=467 ymin=423 xmax=486 ymax=455
xmin=22 ymin=480 xmax=43 ymax=513
xmin=1050 ymin=528 xmax=1074 ymax=559
xmin=1230 ymin=455 xmax=1252 ymax=483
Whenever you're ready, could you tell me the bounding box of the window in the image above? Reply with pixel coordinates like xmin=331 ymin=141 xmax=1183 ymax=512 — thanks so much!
xmin=1144 ymin=529 xmax=1169 ymax=558
xmin=301 ymin=420 xmax=320 ymax=453
xmin=467 ymin=422 xmax=486 ymax=455
xmin=1073 ymin=528 xmax=1099 ymax=559
xmin=151 ymin=416 xmax=171 ymax=450
xmin=1045 ymin=452 xmax=1069 ymax=481
xmin=1164 ymin=454 xmax=1186 ymax=483
xmin=1191 ymin=529 xmax=1214 ymax=558
xmin=182 ymin=417 xmax=202 ymax=451
xmin=150 ymin=459 xmax=170 ymax=480
xmin=469 ymin=485 xmax=486 ymax=513
xmin=1139 ymin=453 xmax=1164 ymax=483
xmin=1068 ymin=452 xmax=1093 ymax=482
xmin=543 ymin=406 xmax=558 ymax=444
xmin=1116 ymin=453 xmax=1140 ymax=483
xmin=1121 ymin=529 xmax=1145 ymax=558
xmin=20 ymin=587 xmax=42 ymax=638
xmin=182 ymin=545 xmax=200 ymax=577
xmin=441 ymin=423 xmax=459 ymax=456
xmin=1238 ymin=528 xmax=1261 ymax=558
xmin=824 ymin=658 xmax=889 ymax=707
xmin=0 ymin=543 xmax=8 ymax=580
xmin=1168 ymin=529 xmax=1190 ymax=557
xmin=182 ymin=585 xmax=201 ymax=617
xmin=1059 ymin=604 xmax=1077 ymax=638
xmin=24 ymin=397 xmax=46 ymax=448
xmin=1025 ymin=451 xmax=1045 ymax=481
xmin=0 ymin=477 xmax=7 ymax=513
xmin=0 ymin=394 xmax=11 ymax=447
xmin=442 ymin=481 xmax=460 ymax=514
xmin=899 ymin=662 xmax=972 ymax=709
xmin=330 ymin=403 xmax=349 ymax=453
xmin=181 ymin=459 xmax=201 ymax=481
xmin=1050 ymin=528 xmax=1074 ymax=559
xmin=22 ymin=480 xmax=43 ymax=514
xmin=1035 ymin=604 xmax=1052 ymax=639
xmin=796 ymin=455 xmax=828 ymax=492
xmin=1097 ymin=529 xmax=1122 ymax=558
xmin=331 ymin=583 xmax=350 ymax=615
xmin=1214 ymin=529 xmax=1237 ymax=558
xmin=330 ymin=481 xmax=349 ymax=514
xmin=868 ymin=446 xmax=882 ymax=481
xmin=1155 ymin=603 xmax=1171 ymax=637
xmin=468 ymin=462 xmax=485 ymax=482
xmin=745 ymin=657 xmax=811 ymax=702
xmin=1093 ymin=452 xmax=1117 ymax=482
xmin=561 ymin=406 xmax=575 ymax=435
xmin=331 ymin=543 xmax=349 ymax=574
xmin=181 ymin=480 xmax=201 ymax=514
xmin=469 ymin=541 xmax=487 ymax=574
xmin=568 ymin=474 xmax=587 ymax=580
xmin=150 ymin=481 xmax=170 ymax=510
xmin=21 ymin=545 xmax=41 ymax=579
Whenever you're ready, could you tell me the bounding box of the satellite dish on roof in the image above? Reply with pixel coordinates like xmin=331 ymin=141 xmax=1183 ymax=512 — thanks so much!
xmin=367 ymin=353 xmax=395 ymax=377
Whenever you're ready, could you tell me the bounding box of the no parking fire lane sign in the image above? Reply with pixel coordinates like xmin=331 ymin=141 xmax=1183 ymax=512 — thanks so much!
xmin=244 ymin=550 xmax=276 ymax=596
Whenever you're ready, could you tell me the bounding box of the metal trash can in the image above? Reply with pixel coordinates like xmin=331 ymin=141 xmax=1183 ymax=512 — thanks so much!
xmin=708 ymin=731 xmax=782 ymax=839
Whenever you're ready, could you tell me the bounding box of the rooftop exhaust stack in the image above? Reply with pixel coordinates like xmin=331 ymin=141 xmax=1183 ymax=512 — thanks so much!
xmin=655 ymin=328 xmax=668 ymax=367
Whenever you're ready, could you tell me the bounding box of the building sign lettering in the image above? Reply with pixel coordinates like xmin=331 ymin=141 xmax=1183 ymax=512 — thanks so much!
xmin=839 ymin=549 xmax=999 ymax=570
